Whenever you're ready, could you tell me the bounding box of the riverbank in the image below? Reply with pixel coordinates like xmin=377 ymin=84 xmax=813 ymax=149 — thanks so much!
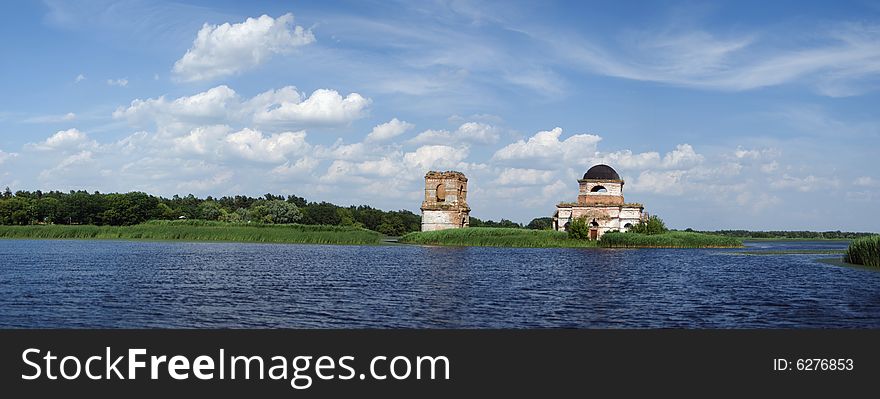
xmin=399 ymin=227 xmax=598 ymax=248
xmin=0 ymin=220 xmax=384 ymax=245
xmin=598 ymin=231 xmax=743 ymax=248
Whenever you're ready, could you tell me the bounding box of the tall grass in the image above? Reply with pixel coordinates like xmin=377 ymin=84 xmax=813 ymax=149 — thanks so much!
xmin=0 ymin=220 xmax=384 ymax=245
xmin=844 ymin=235 xmax=880 ymax=267
xmin=599 ymin=231 xmax=742 ymax=248
xmin=400 ymin=227 xmax=598 ymax=248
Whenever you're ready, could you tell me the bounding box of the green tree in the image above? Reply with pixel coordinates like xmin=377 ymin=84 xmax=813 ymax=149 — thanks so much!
xmin=34 ymin=197 xmax=61 ymax=223
xmin=527 ymin=217 xmax=553 ymax=230
xmin=567 ymin=216 xmax=591 ymax=240
xmin=197 ymin=201 xmax=223 ymax=221
xmin=251 ymin=200 xmax=302 ymax=224
xmin=302 ymin=202 xmax=342 ymax=225
xmin=629 ymin=215 xmax=667 ymax=235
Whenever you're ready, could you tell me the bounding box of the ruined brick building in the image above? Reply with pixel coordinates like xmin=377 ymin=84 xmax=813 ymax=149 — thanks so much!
xmin=552 ymin=164 xmax=645 ymax=240
xmin=421 ymin=171 xmax=470 ymax=231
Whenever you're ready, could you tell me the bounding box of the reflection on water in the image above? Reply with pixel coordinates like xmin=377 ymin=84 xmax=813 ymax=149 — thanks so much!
xmin=0 ymin=239 xmax=877 ymax=328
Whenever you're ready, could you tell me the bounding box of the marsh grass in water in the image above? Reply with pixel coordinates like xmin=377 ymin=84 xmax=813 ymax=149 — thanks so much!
xmin=598 ymin=231 xmax=742 ymax=248
xmin=0 ymin=220 xmax=384 ymax=245
xmin=844 ymin=235 xmax=880 ymax=267
xmin=400 ymin=227 xmax=598 ymax=248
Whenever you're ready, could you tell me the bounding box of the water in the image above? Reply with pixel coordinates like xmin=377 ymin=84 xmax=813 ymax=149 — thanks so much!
xmin=0 ymin=239 xmax=878 ymax=328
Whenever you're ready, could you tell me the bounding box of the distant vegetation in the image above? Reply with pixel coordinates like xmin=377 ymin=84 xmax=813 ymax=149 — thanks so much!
xmin=0 ymin=220 xmax=384 ymax=245
xmin=693 ymin=229 xmax=875 ymax=240
xmin=596 ymin=215 xmax=741 ymax=248
xmin=599 ymin=231 xmax=742 ymax=248
xmin=0 ymin=188 xmax=419 ymax=235
xmin=400 ymin=227 xmax=597 ymax=248
xmin=844 ymin=235 xmax=880 ymax=267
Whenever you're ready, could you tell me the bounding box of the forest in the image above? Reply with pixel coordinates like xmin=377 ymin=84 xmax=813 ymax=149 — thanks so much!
xmin=0 ymin=187 xmax=551 ymax=236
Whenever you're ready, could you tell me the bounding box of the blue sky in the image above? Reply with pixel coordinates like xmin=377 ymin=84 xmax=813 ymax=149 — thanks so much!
xmin=1 ymin=0 xmax=879 ymax=231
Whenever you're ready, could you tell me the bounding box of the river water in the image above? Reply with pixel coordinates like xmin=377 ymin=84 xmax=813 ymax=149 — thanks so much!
xmin=1 ymin=239 xmax=877 ymax=328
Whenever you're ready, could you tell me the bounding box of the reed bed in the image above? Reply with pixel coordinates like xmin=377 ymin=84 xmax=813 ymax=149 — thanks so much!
xmin=0 ymin=221 xmax=384 ymax=245
xmin=598 ymin=231 xmax=742 ymax=248
xmin=399 ymin=227 xmax=598 ymax=248
xmin=844 ymin=235 xmax=880 ymax=267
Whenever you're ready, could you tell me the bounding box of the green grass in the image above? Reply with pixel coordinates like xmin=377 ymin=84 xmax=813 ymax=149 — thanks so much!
xmin=844 ymin=235 xmax=880 ymax=267
xmin=598 ymin=231 xmax=743 ymax=248
xmin=399 ymin=227 xmax=598 ymax=248
xmin=0 ymin=220 xmax=384 ymax=245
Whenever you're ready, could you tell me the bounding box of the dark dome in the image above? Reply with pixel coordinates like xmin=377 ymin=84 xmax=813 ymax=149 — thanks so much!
xmin=583 ymin=164 xmax=620 ymax=180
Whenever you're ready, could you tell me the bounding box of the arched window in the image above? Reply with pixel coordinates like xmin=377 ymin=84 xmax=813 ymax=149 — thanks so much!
xmin=624 ymin=223 xmax=633 ymax=229
xmin=590 ymin=220 xmax=599 ymax=227
xmin=591 ymin=185 xmax=608 ymax=193
xmin=436 ymin=184 xmax=446 ymax=202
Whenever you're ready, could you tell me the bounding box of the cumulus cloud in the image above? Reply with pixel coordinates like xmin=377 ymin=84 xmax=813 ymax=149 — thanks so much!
xmin=365 ymin=118 xmax=414 ymax=142
xmin=114 ymin=85 xmax=369 ymax=130
xmin=39 ymin=150 xmax=94 ymax=180
xmin=494 ymin=168 xmax=555 ymax=185
xmin=661 ymin=144 xmax=703 ymax=168
xmin=252 ymin=89 xmax=370 ymax=126
xmin=113 ymin=85 xmax=239 ymax=126
xmin=492 ymin=127 xmax=601 ymax=166
xmin=74 ymin=74 xmax=86 ymax=83
xmin=28 ymin=128 xmax=92 ymax=151
xmin=223 ymin=129 xmax=310 ymax=163
xmin=0 ymin=150 xmax=18 ymax=165
xmin=409 ymin=122 xmax=500 ymax=146
xmin=172 ymin=13 xmax=315 ymax=82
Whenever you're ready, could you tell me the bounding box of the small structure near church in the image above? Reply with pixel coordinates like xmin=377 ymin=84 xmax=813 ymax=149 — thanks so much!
xmin=421 ymin=171 xmax=470 ymax=232
xmin=552 ymin=164 xmax=645 ymax=240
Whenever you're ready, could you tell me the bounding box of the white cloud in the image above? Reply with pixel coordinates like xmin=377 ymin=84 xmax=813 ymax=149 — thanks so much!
xmin=252 ymin=89 xmax=370 ymax=126
xmin=107 ymin=78 xmax=128 ymax=87
xmin=22 ymin=112 xmax=76 ymax=124
xmin=553 ymin=22 xmax=880 ymax=96
xmin=854 ymin=176 xmax=878 ymax=187
xmin=630 ymin=170 xmax=687 ymax=195
xmin=222 ymin=128 xmax=310 ymax=163
xmin=492 ymin=127 xmax=601 ymax=166
xmin=403 ymin=145 xmax=469 ymax=172
xmin=28 ymin=128 xmax=91 ymax=150
xmin=409 ymin=122 xmax=499 ymax=146
xmin=39 ymin=150 xmax=94 ymax=180
xmin=114 ymin=85 xmax=368 ymax=129
xmin=172 ymin=125 xmax=232 ymax=155
xmin=772 ymin=174 xmax=831 ymax=192
xmin=172 ymin=13 xmax=315 ymax=82
xmin=0 ymin=150 xmax=18 ymax=165
xmin=760 ymin=161 xmax=779 ymax=174
xmin=74 ymin=74 xmax=86 ymax=83
xmin=271 ymin=156 xmax=319 ymax=177
xmin=661 ymin=144 xmax=703 ymax=168
xmin=494 ymin=168 xmax=555 ymax=185
xmin=365 ymin=118 xmax=414 ymax=142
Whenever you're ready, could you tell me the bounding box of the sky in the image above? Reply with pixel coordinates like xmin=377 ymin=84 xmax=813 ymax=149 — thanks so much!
xmin=1 ymin=0 xmax=879 ymax=231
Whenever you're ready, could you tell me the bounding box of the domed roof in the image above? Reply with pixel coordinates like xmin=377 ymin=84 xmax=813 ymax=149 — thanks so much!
xmin=583 ymin=164 xmax=620 ymax=180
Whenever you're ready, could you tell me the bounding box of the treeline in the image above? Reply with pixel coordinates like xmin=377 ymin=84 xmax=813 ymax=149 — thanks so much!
xmin=693 ymin=229 xmax=875 ymax=239
xmin=0 ymin=187 xmax=420 ymax=236
xmin=470 ymin=216 xmax=553 ymax=230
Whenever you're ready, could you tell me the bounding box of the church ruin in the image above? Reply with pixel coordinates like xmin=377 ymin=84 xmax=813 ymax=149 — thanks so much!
xmin=552 ymin=164 xmax=645 ymax=240
xmin=421 ymin=171 xmax=470 ymax=231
